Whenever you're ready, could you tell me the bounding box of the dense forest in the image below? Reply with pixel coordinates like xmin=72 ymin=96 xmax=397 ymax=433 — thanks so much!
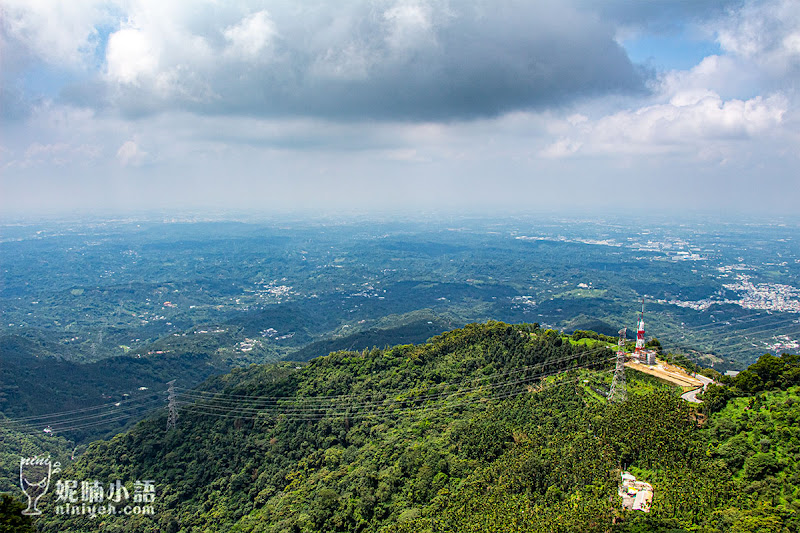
xmin=2 ymin=323 xmax=799 ymax=532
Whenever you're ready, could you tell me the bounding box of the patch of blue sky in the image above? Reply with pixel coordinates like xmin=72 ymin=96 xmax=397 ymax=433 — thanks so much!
xmin=86 ymin=23 xmax=116 ymax=71
xmin=20 ymin=23 xmax=115 ymax=101
xmin=623 ymin=33 xmax=721 ymax=71
xmin=21 ymin=65 xmax=77 ymax=100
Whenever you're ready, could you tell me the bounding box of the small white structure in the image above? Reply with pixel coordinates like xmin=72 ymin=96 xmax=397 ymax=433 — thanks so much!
xmin=619 ymin=472 xmax=653 ymax=513
xmin=632 ymin=489 xmax=653 ymax=512
xmin=631 ymin=349 xmax=657 ymax=365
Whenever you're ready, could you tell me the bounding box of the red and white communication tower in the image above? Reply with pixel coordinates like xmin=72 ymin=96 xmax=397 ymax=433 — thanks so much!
xmin=634 ymin=298 xmax=645 ymax=354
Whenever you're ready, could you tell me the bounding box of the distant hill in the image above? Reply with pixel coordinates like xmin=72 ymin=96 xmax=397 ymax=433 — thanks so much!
xmin=288 ymin=316 xmax=457 ymax=361
xmin=0 ymin=312 xmax=456 ymax=443
xmin=561 ymin=314 xmax=620 ymax=337
xmin=0 ymin=332 xmax=75 ymax=361
xmin=0 ymin=333 xmax=233 ymax=443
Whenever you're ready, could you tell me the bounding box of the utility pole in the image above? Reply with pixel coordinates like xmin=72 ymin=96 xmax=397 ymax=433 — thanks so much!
xmin=166 ymin=380 xmax=178 ymax=430
xmin=609 ymin=328 xmax=627 ymax=403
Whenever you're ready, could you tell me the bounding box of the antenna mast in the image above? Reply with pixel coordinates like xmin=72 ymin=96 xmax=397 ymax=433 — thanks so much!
xmin=635 ymin=297 xmax=646 ymax=355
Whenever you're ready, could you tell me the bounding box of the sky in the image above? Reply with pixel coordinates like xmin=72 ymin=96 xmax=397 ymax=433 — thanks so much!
xmin=1 ymin=0 xmax=799 ymax=217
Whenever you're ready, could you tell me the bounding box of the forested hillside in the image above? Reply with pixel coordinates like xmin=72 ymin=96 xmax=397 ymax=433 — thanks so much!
xmin=8 ymin=323 xmax=799 ymax=532
xmin=0 ymin=415 xmax=74 ymax=495
xmin=0 ymin=335 xmax=236 ymax=443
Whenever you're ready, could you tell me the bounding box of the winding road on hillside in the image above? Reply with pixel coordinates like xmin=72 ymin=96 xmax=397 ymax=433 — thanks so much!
xmin=681 ymin=373 xmax=716 ymax=403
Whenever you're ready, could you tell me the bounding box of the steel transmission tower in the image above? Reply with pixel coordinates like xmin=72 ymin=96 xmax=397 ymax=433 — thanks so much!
xmin=609 ymin=328 xmax=627 ymax=402
xmin=166 ymin=380 xmax=178 ymax=430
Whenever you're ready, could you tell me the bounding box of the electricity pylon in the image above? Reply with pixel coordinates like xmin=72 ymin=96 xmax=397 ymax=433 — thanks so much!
xmin=166 ymin=380 xmax=178 ymax=430
xmin=609 ymin=328 xmax=627 ymax=403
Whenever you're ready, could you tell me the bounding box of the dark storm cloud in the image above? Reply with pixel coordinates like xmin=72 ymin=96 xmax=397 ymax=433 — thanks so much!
xmin=580 ymin=0 xmax=743 ymax=31
xmin=86 ymin=1 xmax=648 ymax=121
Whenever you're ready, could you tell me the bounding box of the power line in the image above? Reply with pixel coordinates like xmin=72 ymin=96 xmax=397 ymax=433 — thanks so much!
xmin=679 ymin=310 xmax=795 ymax=333
xmin=0 ymin=347 xmax=614 ymax=434
xmin=678 ymin=314 xmax=800 ymax=340
xmin=0 ymin=393 xmax=166 ymax=435
xmin=175 ymin=361 xmax=614 ymax=423
xmin=1 ymin=392 xmax=165 ymax=424
xmin=175 ymin=344 xmax=614 ymax=400
xmin=175 ymin=357 xmax=615 ymax=418
xmin=671 ymin=320 xmax=800 ymax=357
xmin=175 ymin=357 xmax=614 ymax=417
xmin=13 ymin=303 xmax=795 ymax=433
xmin=42 ymin=399 xmax=165 ymax=429
xmin=1 ymin=410 xmax=149 ymax=436
xmin=174 ymin=347 xmax=613 ymax=408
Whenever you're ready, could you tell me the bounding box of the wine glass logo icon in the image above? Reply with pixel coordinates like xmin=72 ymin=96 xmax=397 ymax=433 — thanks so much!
xmin=19 ymin=456 xmax=52 ymax=515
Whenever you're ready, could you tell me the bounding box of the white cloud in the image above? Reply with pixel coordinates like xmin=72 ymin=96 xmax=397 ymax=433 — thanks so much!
xmin=4 ymin=141 xmax=101 ymax=168
xmin=711 ymin=0 xmax=800 ymax=89
xmin=0 ymin=0 xmax=111 ymax=66
xmin=106 ymin=27 xmax=159 ymax=84
xmin=541 ymin=0 xmax=798 ymax=160
xmin=544 ymin=91 xmax=787 ymax=157
xmin=716 ymin=0 xmax=800 ymax=60
xmin=99 ymin=2 xmax=220 ymax=103
xmin=659 ymin=56 xmax=745 ymax=98
xmin=116 ymin=140 xmax=146 ymax=166
xmin=383 ymin=1 xmax=437 ymax=53
xmin=540 ymin=138 xmax=582 ymax=158
xmin=224 ymin=10 xmax=277 ymax=61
